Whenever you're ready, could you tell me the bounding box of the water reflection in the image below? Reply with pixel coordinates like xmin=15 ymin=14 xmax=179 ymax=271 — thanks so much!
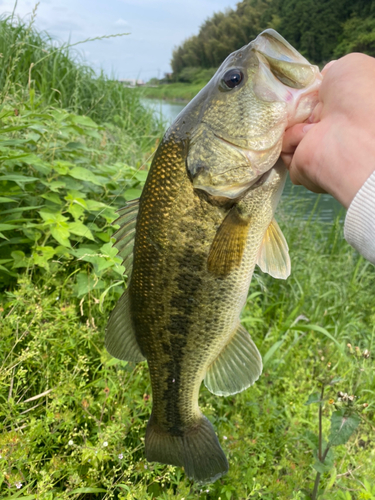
xmin=141 ymin=98 xmax=343 ymax=222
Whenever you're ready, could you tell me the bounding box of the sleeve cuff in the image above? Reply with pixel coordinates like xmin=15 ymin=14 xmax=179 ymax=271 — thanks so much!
xmin=344 ymin=170 xmax=375 ymax=264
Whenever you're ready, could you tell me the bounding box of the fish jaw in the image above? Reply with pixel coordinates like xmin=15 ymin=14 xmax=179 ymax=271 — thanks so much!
xmin=247 ymin=29 xmax=323 ymax=128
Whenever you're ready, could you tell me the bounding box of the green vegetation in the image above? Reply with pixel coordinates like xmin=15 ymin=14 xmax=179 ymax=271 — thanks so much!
xmin=169 ymin=0 xmax=375 ymax=83
xmin=140 ymin=83 xmax=205 ymax=102
xmin=1 ymin=11 xmax=375 ymax=500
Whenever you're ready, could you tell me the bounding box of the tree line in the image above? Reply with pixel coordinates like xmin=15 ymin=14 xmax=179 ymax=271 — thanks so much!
xmin=171 ymin=0 xmax=375 ymax=82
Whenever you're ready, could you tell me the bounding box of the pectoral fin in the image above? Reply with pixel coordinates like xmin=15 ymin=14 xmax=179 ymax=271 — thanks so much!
xmin=256 ymin=218 xmax=291 ymax=279
xmin=207 ymin=208 xmax=250 ymax=277
xmin=204 ymin=323 xmax=262 ymax=396
xmin=105 ymin=289 xmax=145 ymax=362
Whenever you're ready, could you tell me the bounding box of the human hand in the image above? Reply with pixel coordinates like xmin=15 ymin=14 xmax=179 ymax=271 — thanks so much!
xmin=281 ymin=53 xmax=375 ymax=208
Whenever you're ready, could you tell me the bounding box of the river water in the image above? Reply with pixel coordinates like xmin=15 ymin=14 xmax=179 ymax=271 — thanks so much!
xmin=141 ymin=98 xmax=342 ymax=222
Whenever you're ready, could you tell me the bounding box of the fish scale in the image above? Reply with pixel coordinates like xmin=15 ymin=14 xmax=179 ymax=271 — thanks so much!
xmin=106 ymin=29 xmax=322 ymax=483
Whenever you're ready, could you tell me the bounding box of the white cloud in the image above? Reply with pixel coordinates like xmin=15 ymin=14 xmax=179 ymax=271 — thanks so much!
xmin=114 ymin=18 xmax=129 ymax=27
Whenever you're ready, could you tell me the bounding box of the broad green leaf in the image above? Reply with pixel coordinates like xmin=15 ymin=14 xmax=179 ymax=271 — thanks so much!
xmin=86 ymin=199 xmax=107 ymax=211
xmin=39 ymin=210 xmax=68 ymax=223
xmin=68 ymin=204 xmax=85 ymax=221
xmin=303 ymin=430 xmax=319 ymax=450
xmin=124 ymin=188 xmax=142 ymax=200
xmin=41 ymin=180 xmax=66 ymax=192
xmin=75 ymin=272 xmax=105 ymax=297
xmin=69 ymin=166 xmax=102 ymax=186
xmin=50 ymin=224 xmax=71 ymax=247
xmin=69 ymin=115 xmax=99 ymax=128
xmin=134 ymin=170 xmax=148 ymax=182
xmin=22 ymin=228 xmax=42 ymax=241
xmin=96 ymin=231 xmax=111 ymax=242
xmin=305 ymin=392 xmax=322 ymax=405
xmin=68 ymin=221 xmax=95 ymax=241
xmin=32 ymin=246 xmax=56 ymax=268
xmin=19 ymin=154 xmax=50 ymax=174
xmin=42 ymin=193 xmax=62 ymax=205
xmin=65 ymin=141 xmax=87 ymax=150
xmin=53 ymin=160 xmax=75 ymax=175
xmin=65 ymin=192 xmax=87 ymax=205
xmin=101 ymin=242 xmax=118 ymax=259
xmin=0 ymin=174 xmax=38 ymax=185
xmin=329 ymin=410 xmax=360 ymax=446
xmin=313 ymin=447 xmax=334 ymax=474
xmin=11 ymin=250 xmax=29 ymax=268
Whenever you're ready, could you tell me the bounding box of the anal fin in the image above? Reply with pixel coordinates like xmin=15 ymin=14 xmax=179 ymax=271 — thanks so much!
xmin=105 ymin=289 xmax=145 ymax=362
xmin=204 ymin=323 xmax=262 ymax=396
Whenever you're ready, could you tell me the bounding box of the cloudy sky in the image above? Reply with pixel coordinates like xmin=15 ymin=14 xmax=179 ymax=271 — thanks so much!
xmin=2 ymin=0 xmax=238 ymax=80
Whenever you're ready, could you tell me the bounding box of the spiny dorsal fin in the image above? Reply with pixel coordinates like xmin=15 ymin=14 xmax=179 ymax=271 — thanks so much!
xmin=256 ymin=218 xmax=290 ymax=279
xmin=112 ymin=199 xmax=139 ymax=275
xmin=207 ymin=208 xmax=250 ymax=277
xmin=204 ymin=323 xmax=262 ymax=396
xmin=105 ymin=289 xmax=145 ymax=362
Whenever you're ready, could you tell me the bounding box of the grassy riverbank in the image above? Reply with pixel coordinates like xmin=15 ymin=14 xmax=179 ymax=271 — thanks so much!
xmin=140 ymin=82 xmax=205 ymax=102
xmin=1 ymin=13 xmax=375 ymax=500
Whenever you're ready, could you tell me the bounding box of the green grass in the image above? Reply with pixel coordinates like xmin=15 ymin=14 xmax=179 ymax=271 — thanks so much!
xmin=1 ymin=205 xmax=374 ymax=499
xmin=0 ymin=12 xmax=155 ymax=128
xmin=140 ymin=83 xmax=206 ymax=102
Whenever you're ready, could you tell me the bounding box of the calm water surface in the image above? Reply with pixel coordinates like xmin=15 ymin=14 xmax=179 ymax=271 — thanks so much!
xmin=142 ymin=98 xmax=342 ymax=223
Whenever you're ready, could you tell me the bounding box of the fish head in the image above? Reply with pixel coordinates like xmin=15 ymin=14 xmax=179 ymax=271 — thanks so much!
xmin=185 ymin=29 xmax=322 ymax=200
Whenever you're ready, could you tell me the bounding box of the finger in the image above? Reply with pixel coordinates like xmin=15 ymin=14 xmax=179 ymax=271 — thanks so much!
xmin=282 ymin=122 xmax=317 ymax=155
xmin=308 ymin=102 xmax=323 ymax=123
xmin=282 ymin=123 xmax=306 ymax=154
xmin=280 ymin=152 xmax=293 ymax=168
xmin=321 ymin=60 xmax=337 ymax=76
xmin=288 ymin=161 xmax=328 ymax=194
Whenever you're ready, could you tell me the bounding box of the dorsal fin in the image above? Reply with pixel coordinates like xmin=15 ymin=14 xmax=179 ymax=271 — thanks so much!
xmin=204 ymin=323 xmax=262 ymax=396
xmin=207 ymin=208 xmax=250 ymax=277
xmin=112 ymin=199 xmax=139 ymax=275
xmin=256 ymin=218 xmax=290 ymax=279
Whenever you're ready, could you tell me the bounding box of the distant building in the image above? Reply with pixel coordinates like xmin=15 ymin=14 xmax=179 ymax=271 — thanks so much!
xmin=118 ymin=79 xmax=145 ymax=87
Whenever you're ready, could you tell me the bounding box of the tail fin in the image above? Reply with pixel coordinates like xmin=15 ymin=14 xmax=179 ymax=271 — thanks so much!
xmin=145 ymin=414 xmax=228 ymax=484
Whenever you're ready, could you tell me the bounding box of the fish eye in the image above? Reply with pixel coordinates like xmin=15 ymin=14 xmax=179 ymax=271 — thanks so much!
xmin=221 ymin=69 xmax=244 ymax=90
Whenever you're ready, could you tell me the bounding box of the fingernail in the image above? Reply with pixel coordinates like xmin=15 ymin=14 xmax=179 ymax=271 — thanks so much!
xmin=303 ymin=123 xmax=315 ymax=134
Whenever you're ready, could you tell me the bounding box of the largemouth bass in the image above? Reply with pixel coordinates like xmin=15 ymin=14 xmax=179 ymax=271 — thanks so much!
xmin=106 ymin=29 xmax=322 ymax=484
